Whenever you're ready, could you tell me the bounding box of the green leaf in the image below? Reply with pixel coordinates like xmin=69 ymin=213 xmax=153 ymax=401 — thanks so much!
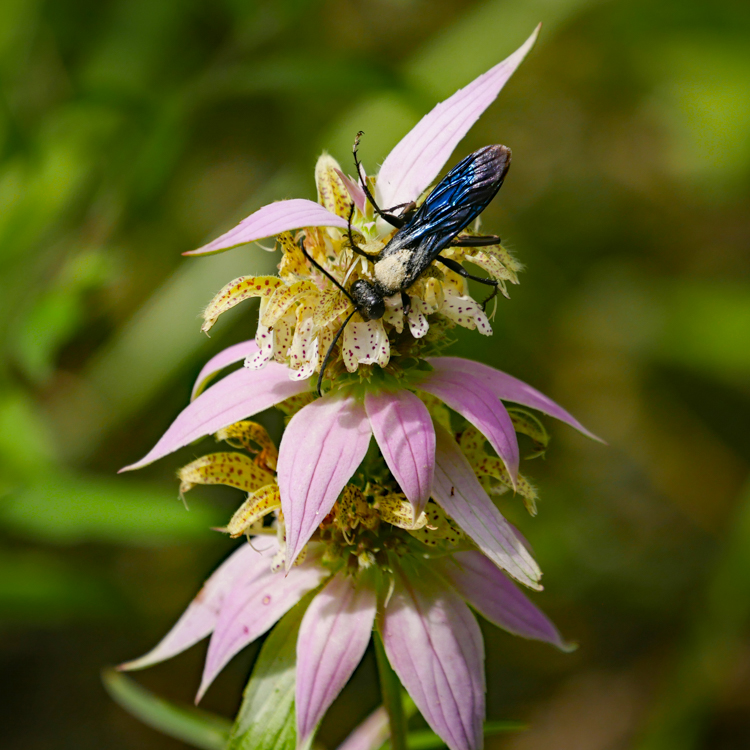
xmin=226 ymin=590 xmax=317 ymax=750
xmin=0 ymin=471 xmax=224 ymax=545
xmin=374 ymin=630 xmax=408 ymax=750
xmin=0 ymin=390 xmax=58 ymax=479
xmin=102 ymin=669 xmax=231 ymax=750
xmin=12 ymin=249 xmax=114 ymax=384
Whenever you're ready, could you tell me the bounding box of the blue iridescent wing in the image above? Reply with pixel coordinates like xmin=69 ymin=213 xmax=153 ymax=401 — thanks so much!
xmin=395 ymin=144 xmax=511 ymax=258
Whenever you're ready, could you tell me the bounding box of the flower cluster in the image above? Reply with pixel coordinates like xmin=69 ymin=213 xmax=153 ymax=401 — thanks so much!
xmin=120 ymin=25 xmax=600 ymax=750
xmin=122 ymin=397 xmax=577 ymax=750
xmin=197 ymin=160 xmax=523 ymax=384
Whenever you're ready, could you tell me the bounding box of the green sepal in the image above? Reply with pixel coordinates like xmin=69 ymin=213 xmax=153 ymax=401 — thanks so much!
xmin=507 ymin=406 xmax=550 ymax=458
xmin=226 ymin=590 xmax=318 ymax=750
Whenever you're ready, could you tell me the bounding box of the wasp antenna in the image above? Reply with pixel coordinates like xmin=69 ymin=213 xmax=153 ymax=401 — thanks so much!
xmin=346 ymin=202 xmax=369 ymax=258
xmin=351 ymin=132 xmax=404 ymax=229
xmin=317 ymin=308 xmax=357 ymax=397
xmin=298 ymin=240 xmax=354 ymax=303
xmin=342 ymin=255 xmax=361 ymax=287
xmin=480 ymin=285 xmax=499 ymax=311
xmin=352 ymin=131 xmax=367 ymax=193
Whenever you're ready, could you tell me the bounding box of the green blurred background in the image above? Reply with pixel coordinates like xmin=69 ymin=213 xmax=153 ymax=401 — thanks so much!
xmin=1 ymin=0 xmax=749 ymax=747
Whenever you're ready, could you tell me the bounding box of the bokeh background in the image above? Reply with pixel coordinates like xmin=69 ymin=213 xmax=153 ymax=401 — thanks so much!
xmin=2 ymin=0 xmax=749 ymax=747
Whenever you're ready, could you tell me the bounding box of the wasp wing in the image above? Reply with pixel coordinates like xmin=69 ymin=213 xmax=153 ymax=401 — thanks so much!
xmin=395 ymin=144 xmax=511 ymax=264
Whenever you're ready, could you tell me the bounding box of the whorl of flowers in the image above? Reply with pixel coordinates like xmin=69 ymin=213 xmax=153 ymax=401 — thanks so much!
xmin=119 ymin=25 xmax=601 ymax=750
xmin=197 ymin=160 xmax=522 ymax=385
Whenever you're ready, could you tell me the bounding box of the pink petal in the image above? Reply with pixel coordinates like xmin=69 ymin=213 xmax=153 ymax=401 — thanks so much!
xmin=121 ymin=363 xmax=309 ymax=472
xmin=381 ymin=562 xmax=484 ymax=750
xmin=296 ymin=572 xmax=377 ymax=745
xmin=433 ymin=423 xmax=542 ymax=590
xmin=376 ymin=26 xmax=540 ymax=210
xmin=436 ymin=551 xmax=572 ymax=651
xmin=277 ymin=395 xmax=372 ymax=569
xmin=364 ymin=390 xmax=435 ymax=517
xmin=191 ymin=340 xmax=258 ymax=400
xmin=185 ymin=199 xmax=349 ymax=256
xmin=431 ymin=357 xmax=603 ymax=442
xmin=334 ymin=168 xmax=368 ymax=214
xmin=420 ymin=365 xmax=519 ymax=486
xmin=336 ymin=707 xmax=389 ymax=750
xmin=119 ymin=541 xmax=276 ymax=671
xmin=198 ymin=548 xmax=328 ymax=701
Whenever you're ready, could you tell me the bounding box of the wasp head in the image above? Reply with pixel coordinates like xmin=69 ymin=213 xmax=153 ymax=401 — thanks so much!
xmin=350 ymin=279 xmax=385 ymax=320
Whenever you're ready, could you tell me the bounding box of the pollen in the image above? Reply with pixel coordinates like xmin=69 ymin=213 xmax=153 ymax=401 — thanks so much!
xmin=373 ymin=249 xmax=410 ymax=293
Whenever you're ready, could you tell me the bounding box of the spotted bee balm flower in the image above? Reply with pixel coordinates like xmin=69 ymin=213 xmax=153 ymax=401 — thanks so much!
xmin=120 ymin=24 xmax=600 ymax=750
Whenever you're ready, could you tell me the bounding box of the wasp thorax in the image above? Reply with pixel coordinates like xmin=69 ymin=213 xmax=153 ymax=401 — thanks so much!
xmin=350 ymin=279 xmax=385 ymax=320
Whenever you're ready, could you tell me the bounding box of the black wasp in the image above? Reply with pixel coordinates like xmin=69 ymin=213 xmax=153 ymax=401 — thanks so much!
xmin=302 ymin=133 xmax=511 ymax=395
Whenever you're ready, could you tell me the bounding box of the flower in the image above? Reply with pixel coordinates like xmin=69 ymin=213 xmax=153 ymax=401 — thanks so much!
xmin=121 ymin=424 xmax=573 ymax=750
xmin=120 ymin=25 xmax=602 ymax=750
xmin=183 ymin=25 xmax=544 ymax=382
xmin=122 ymin=339 xmax=597 ymax=582
xmin=122 ymin=24 xmax=601 ymax=575
xmin=119 ymin=339 xmax=594 ymax=750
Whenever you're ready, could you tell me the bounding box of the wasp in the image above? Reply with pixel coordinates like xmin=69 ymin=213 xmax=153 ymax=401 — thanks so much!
xmin=302 ymin=133 xmax=511 ymax=395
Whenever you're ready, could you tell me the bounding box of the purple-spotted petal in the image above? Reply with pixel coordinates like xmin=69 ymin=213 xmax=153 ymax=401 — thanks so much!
xmin=119 ymin=541 xmax=276 ymax=671
xmin=198 ymin=548 xmax=328 ymax=701
xmin=365 ymin=390 xmax=435 ymax=517
xmin=433 ymin=423 xmax=542 ymax=590
xmin=121 ymin=363 xmax=309 ymax=472
xmin=376 ymin=25 xmax=540 ymax=210
xmin=296 ymin=572 xmax=377 ymax=745
xmin=420 ymin=365 xmax=519 ymax=486
xmin=191 ymin=340 xmax=258 ymax=400
xmin=277 ymin=395 xmax=372 ymax=569
xmin=337 ymin=707 xmax=389 ymax=750
xmin=436 ymin=551 xmax=572 ymax=651
xmin=186 ymin=199 xmax=349 ymax=256
xmin=431 ymin=356 xmax=603 ymax=442
xmin=381 ymin=562 xmax=484 ymax=750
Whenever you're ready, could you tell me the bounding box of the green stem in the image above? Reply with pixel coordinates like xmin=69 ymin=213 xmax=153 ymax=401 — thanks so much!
xmin=374 ymin=630 xmax=408 ymax=750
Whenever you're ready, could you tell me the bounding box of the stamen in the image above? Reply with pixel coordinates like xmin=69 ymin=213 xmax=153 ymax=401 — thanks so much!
xmin=342 ymin=255 xmax=361 ymax=286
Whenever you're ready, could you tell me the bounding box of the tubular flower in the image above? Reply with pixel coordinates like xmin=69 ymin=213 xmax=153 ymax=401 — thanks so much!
xmin=122 ymin=339 xmax=597 ymax=579
xmin=185 ymin=27 xmax=544 ymax=381
xmin=120 ymin=25 xmax=602 ymax=750
xmin=121 ymin=423 xmax=574 ymax=750
xmin=120 ymin=339 xmax=596 ymax=750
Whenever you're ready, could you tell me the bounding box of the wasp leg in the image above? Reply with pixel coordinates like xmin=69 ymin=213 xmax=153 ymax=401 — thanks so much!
xmin=450 ymin=234 xmax=501 ymax=247
xmin=436 ymin=255 xmax=499 ymax=310
xmin=400 ymin=290 xmax=411 ymax=317
xmin=353 ymin=131 xmax=406 ymax=229
xmin=299 ymin=240 xmax=354 ymax=302
xmin=317 ymin=309 xmax=357 ymax=397
xmin=384 ymin=200 xmax=417 ymax=222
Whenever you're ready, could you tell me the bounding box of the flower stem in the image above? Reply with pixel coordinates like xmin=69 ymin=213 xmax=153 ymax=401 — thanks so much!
xmin=374 ymin=631 xmax=407 ymax=750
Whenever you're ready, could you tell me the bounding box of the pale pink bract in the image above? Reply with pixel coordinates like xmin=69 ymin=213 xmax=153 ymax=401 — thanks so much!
xmin=183 ymin=26 xmax=541 ymax=258
xmin=122 ymin=338 xmax=596 ymax=586
xmin=120 ymin=536 xmax=571 ymax=750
